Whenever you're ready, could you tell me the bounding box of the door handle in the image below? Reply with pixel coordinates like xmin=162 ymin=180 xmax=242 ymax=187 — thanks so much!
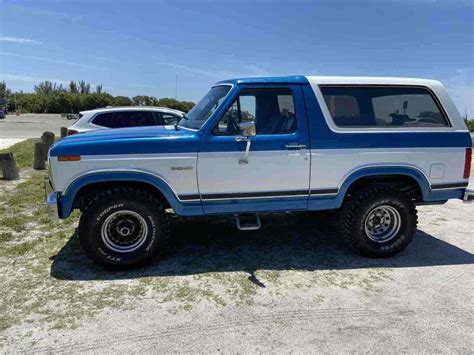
xmin=285 ymin=143 xmax=306 ymax=150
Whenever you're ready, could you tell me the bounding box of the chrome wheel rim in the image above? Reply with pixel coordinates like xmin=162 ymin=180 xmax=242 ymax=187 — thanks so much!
xmin=364 ymin=205 xmax=401 ymax=243
xmin=101 ymin=210 xmax=148 ymax=253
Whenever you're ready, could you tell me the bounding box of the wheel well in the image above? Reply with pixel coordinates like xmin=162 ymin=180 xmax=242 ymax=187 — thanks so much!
xmin=72 ymin=181 xmax=171 ymax=212
xmin=345 ymin=174 xmax=422 ymax=202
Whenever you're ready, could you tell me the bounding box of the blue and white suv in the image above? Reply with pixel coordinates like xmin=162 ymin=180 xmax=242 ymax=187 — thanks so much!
xmin=46 ymin=76 xmax=473 ymax=267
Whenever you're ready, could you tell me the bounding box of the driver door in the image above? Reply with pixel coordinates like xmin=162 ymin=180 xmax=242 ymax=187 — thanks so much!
xmin=197 ymin=85 xmax=311 ymax=214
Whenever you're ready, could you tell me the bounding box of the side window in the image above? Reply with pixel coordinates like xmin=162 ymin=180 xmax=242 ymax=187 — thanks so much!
xmin=214 ymin=88 xmax=297 ymax=135
xmin=92 ymin=112 xmax=114 ymax=127
xmin=320 ymin=86 xmax=449 ymax=128
xmin=127 ymin=111 xmax=155 ymax=127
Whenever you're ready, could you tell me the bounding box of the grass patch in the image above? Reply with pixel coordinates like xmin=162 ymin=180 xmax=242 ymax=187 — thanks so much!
xmin=0 ymin=138 xmax=40 ymax=169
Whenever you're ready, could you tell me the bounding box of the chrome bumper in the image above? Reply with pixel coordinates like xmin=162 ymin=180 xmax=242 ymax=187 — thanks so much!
xmin=44 ymin=178 xmax=59 ymax=220
xmin=463 ymin=189 xmax=474 ymax=203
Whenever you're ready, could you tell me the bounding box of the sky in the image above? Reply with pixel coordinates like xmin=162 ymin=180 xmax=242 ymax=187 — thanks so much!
xmin=0 ymin=0 xmax=473 ymax=115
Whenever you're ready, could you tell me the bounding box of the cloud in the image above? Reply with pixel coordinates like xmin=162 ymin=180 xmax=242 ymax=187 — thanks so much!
xmin=2 ymin=73 xmax=69 ymax=85
xmin=0 ymin=51 xmax=105 ymax=70
xmin=154 ymin=60 xmax=270 ymax=79
xmin=129 ymin=84 xmax=157 ymax=89
xmin=0 ymin=36 xmax=42 ymax=45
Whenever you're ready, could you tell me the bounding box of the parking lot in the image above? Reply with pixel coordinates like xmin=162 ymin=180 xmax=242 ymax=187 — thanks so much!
xmin=0 ymin=114 xmax=68 ymax=139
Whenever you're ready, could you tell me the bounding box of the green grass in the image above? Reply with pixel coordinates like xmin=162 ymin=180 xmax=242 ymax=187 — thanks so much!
xmin=0 ymin=138 xmax=40 ymax=169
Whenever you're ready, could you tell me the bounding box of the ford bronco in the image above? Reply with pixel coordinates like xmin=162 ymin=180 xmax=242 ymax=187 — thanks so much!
xmin=46 ymin=76 xmax=473 ymax=267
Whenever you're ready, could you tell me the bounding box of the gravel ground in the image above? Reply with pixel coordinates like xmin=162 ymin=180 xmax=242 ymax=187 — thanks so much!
xmin=2 ymin=185 xmax=473 ymax=352
xmin=1 ymin=141 xmax=473 ymax=353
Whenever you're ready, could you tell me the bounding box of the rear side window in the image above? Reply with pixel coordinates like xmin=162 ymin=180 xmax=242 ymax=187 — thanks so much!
xmin=92 ymin=112 xmax=114 ymax=127
xmin=320 ymin=86 xmax=449 ymax=128
xmin=93 ymin=111 xmax=156 ymax=128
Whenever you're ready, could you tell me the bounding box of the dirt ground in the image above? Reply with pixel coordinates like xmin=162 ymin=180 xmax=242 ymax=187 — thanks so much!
xmin=0 ymin=154 xmax=473 ymax=352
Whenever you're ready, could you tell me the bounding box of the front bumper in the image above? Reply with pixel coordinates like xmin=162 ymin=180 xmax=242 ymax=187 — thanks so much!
xmin=44 ymin=178 xmax=60 ymax=220
xmin=463 ymin=189 xmax=474 ymax=203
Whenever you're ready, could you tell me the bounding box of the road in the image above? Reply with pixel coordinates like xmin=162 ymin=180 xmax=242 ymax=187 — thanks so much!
xmin=0 ymin=114 xmax=71 ymax=139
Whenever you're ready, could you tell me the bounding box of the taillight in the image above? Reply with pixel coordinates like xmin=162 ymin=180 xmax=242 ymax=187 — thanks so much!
xmin=67 ymin=129 xmax=78 ymax=136
xmin=464 ymin=148 xmax=472 ymax=179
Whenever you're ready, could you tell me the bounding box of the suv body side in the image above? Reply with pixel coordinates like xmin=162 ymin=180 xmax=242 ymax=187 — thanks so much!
xmin=49 ymin=76 xmax=471 ymax=220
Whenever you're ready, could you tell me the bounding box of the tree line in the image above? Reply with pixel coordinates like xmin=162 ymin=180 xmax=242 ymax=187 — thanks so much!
xmin=0 ymin=80 xmax=195 ymax=114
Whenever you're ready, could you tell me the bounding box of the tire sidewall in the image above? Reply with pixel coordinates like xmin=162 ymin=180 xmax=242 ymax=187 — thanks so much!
xmin=84 ymin=199 xmax=161 ymax=266
xmin=352 ymin=195 xmax=415 ymax=255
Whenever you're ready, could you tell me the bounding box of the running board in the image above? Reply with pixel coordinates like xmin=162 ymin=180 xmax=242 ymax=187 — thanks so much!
xmin=235 ymin=213 xmax=261 ymax=231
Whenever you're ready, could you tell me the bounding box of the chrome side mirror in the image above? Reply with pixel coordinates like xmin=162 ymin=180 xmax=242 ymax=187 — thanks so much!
xmin=240 ymin=120 xmax=256 ymax=137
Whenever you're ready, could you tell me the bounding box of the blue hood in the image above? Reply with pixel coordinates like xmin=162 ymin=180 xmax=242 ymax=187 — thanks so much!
xmin=50 ymin=126 xmax=200 ymax=156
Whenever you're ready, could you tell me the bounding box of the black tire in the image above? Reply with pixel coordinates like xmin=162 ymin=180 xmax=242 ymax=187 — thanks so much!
xmin=336 ymin=186 xmax=417 ymax=257
xmin=78 ymin=188 xmax=169 ymax=268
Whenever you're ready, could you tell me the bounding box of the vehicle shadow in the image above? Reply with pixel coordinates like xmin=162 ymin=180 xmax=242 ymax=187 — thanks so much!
xmin=50 ymin=213 xmax=474 ymax=281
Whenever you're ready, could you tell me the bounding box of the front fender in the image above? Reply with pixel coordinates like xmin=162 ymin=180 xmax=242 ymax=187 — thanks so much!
xmin=58 ymin=171 xmax=202 ymax=218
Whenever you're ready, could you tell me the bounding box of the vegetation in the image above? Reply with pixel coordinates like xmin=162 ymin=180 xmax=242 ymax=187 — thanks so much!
xmin=0 ymin=139 xmax=40 ymax=169
xmin=0 ymin=80 xmax=195 ymax=114
xmin=465 ymin=119 xmax=474 ymax=132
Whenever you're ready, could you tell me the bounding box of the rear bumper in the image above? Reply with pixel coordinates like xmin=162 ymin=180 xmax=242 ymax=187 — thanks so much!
xmin=463 ymin=189 xmax=474 ymax=203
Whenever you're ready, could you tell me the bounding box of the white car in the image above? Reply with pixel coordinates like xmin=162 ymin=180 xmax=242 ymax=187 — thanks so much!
xmin=67 ymin=106 xmax=185 ymax=135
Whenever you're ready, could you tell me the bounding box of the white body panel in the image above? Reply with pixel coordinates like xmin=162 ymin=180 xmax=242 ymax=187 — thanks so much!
xmin=197 ymin=150 xmax=310 ymax=195
xmin=310 ymin=148 xmax=466 ymax=190
xmin=50 ymin=153 xmax=198 ymax=196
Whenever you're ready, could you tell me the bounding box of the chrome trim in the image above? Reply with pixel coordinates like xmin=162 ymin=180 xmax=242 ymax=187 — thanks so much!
xmin=463 ymin=189 xmax=474 ymax=203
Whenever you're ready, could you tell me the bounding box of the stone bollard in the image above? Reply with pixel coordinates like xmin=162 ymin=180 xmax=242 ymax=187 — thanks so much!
xmin=33 ymin=142 xmax=47 ymax=170
xmin=0 ymin=153 xmax=20 ymax=180
xmin=60 ymin=127 xmax=68 ymax=138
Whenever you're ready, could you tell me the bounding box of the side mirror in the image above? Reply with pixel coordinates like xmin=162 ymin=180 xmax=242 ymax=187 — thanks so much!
xmin=240 ymin=120 xmax=256 ymax=137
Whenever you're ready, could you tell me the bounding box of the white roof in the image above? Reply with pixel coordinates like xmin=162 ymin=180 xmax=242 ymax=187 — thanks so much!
xmin=306 ymin=76 xmax=442 ymax=87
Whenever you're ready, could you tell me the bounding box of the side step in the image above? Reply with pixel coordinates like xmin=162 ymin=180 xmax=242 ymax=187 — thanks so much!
xmin=235 ymin=213 xmax=261 ymax=231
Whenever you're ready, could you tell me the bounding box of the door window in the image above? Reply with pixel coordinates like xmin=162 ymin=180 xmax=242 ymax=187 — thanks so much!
xmin=214 ymin=88 xmax=297 ymax=135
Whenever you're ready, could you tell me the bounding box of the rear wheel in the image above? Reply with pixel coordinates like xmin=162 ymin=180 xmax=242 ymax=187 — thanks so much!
xmin=78 ymin=188 xmax=169 ymax=268
xmin=337 ymin=186 xmax=417 ymax=257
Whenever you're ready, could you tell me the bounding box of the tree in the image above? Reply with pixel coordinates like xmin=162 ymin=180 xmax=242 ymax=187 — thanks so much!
xmin=69 ymin=81 xmax=78 ymax=93
xmin=78 ymin=80 xmax=90 ymax=95
xmin=113 ymin=96 xmax=133 ymax=106
xmin=95 ymin=84 xmax=104 ymax=94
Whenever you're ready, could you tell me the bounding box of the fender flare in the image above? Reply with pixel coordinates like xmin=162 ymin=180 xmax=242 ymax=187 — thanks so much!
xmin=58 ymin=171 xmax=186 ymax=218
xmin=335 ymin=165 xmax=431 ymax=207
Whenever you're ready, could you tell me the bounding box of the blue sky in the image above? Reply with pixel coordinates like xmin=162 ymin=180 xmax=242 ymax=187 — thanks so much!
xmin=1 ymin=0 xmax=473 ymax=114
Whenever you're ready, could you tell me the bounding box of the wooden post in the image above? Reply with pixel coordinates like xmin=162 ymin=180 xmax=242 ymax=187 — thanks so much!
xmin=41 ymin=131 xmax=55 ymax=150
xmin=33 ymin=142 xmax=47 ymax=170
xmin=60 ymin=127 xmax=68 ymax=138
xmin=0 ymin=153 xmax=20 ymax=180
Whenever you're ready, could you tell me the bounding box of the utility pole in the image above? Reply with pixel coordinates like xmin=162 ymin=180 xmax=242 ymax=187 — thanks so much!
xmin=175 ymin=74 xmax=178 ymax=101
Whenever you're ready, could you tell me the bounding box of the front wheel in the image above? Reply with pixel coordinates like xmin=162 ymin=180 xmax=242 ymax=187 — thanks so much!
xmin=337 ymin=186 xmax=418 ymax=257
xmin=78 ymin=188 xmax=169 ymax=268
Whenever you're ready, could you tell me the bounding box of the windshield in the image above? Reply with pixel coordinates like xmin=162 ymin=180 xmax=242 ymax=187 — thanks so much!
xmin=178 ymin=85 xmax=231 ymax=130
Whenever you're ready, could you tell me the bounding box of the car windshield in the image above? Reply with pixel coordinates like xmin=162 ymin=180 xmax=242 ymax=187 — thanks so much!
xmin=178 ymin=85 xmax=231 ymax=130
